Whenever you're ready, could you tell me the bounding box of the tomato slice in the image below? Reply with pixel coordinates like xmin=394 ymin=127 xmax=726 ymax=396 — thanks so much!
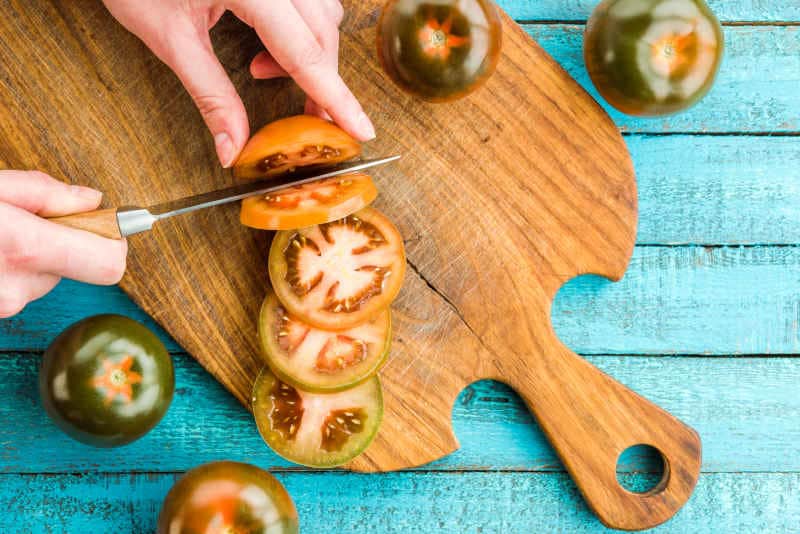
xmin=234 ymin=115 xmax=361 ymax=179
xmin=259 ymin=288 xmax=391 ymax=392
xmin=252 ymin=367 xmax=383 ymax=467
xmin=240 ymin=172 xmax=378 ymax=230
xmin=268 ymin=207 xmax=406 ymax=330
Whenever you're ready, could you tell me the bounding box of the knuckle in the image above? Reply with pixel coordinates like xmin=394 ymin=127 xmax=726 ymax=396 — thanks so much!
xmin=192 ymin=93 xmax=231 ymax=119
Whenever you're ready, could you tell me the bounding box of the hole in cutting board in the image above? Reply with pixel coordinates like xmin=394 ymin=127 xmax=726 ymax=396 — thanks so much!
xmin=616 ymin=444 xmax=667 ymax=494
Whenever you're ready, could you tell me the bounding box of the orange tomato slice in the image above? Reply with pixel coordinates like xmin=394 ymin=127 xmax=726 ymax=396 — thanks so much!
xmin=234 ymin=115 xmax=361 ymax=179
xmin=240 ymin=172 xmax=378 ymax=230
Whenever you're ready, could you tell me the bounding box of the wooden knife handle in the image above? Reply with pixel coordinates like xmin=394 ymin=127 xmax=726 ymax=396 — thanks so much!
xmin=508 ymin=342 xmax=702 ymax=531
xmin=48 ymin=208 xmax=122 ymax=239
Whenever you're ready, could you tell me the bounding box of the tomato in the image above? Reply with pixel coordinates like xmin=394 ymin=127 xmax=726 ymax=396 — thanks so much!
xmin=157 ymin=461 xmax=299 ymax=534
xmin=259 ymin=288 xmax=391 ymax=392
xmin=584 ymin=0 xmax=723 ymax=116
xmin=252 ymin=367 xmax=383 ymax=467
xmin=240 ymin=172 xmax=378 ymax=230
xmin=268 ymin=207 xmax=406 ymax=331
xmin=39 ymin=315 xmax=174 ymax=447
xmin=377 ymin=0 xmax=502 ymax=102
xmin=234 ymin=115 xmax=361 ymax=179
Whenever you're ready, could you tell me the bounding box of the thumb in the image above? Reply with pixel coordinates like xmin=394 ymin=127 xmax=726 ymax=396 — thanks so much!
xmin=160 ymin=25 xmax=249 ymax=167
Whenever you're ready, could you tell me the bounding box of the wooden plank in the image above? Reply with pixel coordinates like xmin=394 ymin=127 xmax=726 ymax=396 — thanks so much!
xmin=2 ymin=353 xmax=798 ymax=474
xmin=628 ymin=136 xmax=800 ymax=245
xmin=1 ymin=471 xmax=799 ymax=533
xmin=5 ymin=245 xmax=800 ymax=355
xmin=526 ymin=25 xmax=800 ymax=133
xmin=499 ymin=0 xmax=800 ymax=23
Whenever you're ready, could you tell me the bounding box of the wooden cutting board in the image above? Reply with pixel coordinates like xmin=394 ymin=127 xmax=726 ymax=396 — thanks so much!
xmin=0 ymin=0 xmax=701 ymax=530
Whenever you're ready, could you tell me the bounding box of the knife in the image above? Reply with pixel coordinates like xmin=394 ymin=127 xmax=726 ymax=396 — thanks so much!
xmin=48 ymin=156 xmax=401 ymax=239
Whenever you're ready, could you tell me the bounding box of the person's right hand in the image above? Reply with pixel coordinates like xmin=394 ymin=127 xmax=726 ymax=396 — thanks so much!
xmin=0 ymin=171 xmax=128 ymax=318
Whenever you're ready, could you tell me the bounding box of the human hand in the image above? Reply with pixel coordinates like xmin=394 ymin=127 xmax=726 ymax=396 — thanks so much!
xmin=102 ymin=0 xmax=375 ymax=168
xmin=0 ymin=171 xmax=128 ymax=318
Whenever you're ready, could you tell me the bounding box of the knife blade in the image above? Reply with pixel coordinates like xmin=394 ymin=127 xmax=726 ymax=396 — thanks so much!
xmin=49 ymin=156 xmax=401 ymax=239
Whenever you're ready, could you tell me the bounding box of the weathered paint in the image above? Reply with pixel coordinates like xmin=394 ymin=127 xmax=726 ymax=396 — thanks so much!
xmin=2 ymin=353 xmax=798 ymax=474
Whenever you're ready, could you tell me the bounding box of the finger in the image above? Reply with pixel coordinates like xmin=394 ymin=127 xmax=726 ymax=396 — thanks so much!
xmin=25 ymin=273 xmax=61 ymax=303
xmin=0 ymin=170 xmax=102 ymax=217
xmin=232 ymin=0 xmax=375 ymax=141
xmin=250 ymin=51 xmax=289 ymax=79
xmin=0 ymin=203 xmax=128 ymax=286
xmin=305 ymin=98 xmax=333 ymax=121
xmin=292 ymin=0 xmax=341 ymax=54
xmin=158 ymin=20 xmax=249 ymax=168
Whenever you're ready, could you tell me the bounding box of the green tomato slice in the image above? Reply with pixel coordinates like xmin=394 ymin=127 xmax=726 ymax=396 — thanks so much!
xmin=259 ymin=288 xmax=391 ymax=392
xmin=252 ymin=367 xmax=383 ymax=468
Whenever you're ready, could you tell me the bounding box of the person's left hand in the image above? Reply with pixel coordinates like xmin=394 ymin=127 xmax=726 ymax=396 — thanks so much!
xmin=102 ymin=0 xmax=375 ymax=168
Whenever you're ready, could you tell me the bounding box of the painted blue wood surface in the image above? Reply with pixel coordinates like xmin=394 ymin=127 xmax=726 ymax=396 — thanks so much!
xmin=2 ymin=353 xmax=798 ymax=474
xmin=3 ymin=472 xmax=800 ymax=533
xmin=7 ymin=245 xmax=800 ymax=355
xmin=525 ymin=25 xmax=800 ymax=133
xmin=497 ymin=0 xmax=800 ymax=22
xmin=1 ymin=1 xmax=799 ymax=532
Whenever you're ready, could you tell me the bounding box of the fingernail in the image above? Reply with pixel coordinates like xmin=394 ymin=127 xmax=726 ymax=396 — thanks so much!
xmin=70 ymin=185 xmax=102 ymax=202
xmin=358 ymin=112 xmax=376 ymax=140
xmin=214 ymin=132 xmax=235 ymax=168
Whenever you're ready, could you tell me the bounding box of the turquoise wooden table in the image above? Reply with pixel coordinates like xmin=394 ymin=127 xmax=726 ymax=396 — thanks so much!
xmin=2 ymin=1 xmax=799 ymax=532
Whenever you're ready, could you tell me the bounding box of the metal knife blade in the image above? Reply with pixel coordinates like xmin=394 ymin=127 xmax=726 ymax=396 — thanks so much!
xmin=117 ymin=155 xmax=401 ymax=236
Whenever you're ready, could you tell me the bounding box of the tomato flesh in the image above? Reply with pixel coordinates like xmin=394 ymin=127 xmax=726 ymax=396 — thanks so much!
xmin=39 ymin=315 xmax=174 ymax=447
xmin=234 ymin=115 xmax=361 ymax=179
xmin=241 ymin=172 xmax=378 ymax=230
xmin=252 ymin=367 xmax=383 ymax=467
xmin=157 ymin=461 xmax=299 ymax=534
xmin=377 ymin=0 xmax=502 ymax=102
xmin=259 ymin=288 xmax=391 ymax=392
xmin=269 ymin=207 xmax=406 ymax=331
xmin=584 ymin=0 xmax=723 ymax=116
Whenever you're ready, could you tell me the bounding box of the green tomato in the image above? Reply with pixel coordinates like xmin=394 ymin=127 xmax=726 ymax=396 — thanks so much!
xmin=584 ymin=0 xmax=724 ymax=116
xmin=39 ymin=314 xmax=174 ymax=447
xmin=157 ymin=462 xmax=299 ymax=534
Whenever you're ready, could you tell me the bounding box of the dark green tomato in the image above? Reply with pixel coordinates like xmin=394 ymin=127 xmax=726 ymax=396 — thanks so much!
xmin=377 ymin=0 xmax=502 ymax=102
xmin=157 ymin=462 xmax=299 ymax=534
xmin=39 ymin=314 xmax=174 ymax=447
xmin=584 ymin=0 xmax=723 ymax=116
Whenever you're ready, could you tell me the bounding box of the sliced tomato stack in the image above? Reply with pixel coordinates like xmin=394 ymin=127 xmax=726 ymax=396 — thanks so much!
xmin=235 ymin=116 xmax=406 ymax=468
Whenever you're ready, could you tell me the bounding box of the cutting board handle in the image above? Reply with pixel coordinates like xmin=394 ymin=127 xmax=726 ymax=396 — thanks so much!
xmin=508 ymin=341 xmax=701 ymax=531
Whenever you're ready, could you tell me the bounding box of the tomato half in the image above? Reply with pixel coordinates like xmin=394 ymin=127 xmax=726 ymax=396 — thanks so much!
xmin=157 ymin=461 xmax=299 ymax=534
xmin=584 ymin=0 xmax=723 ymax=116
xmin=241 ymin=172 xmax=378 ymax=230
xmin=259 ymin=288 xmax=391 ymax=392
xmin=252 ymin=367 xmax=383 ymax=467
xmin=377 ymin=0 xmax=502 ymax=102
xmin=268 ymin=207 xmax=406 ymax=331
xmin=234 ymin=115 xmax=361 ymax=179
xmin=39 ymin=315 xmax=174 ymax=447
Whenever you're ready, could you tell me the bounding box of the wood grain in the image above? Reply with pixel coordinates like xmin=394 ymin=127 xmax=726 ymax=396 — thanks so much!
xmin=48 ymin=208 xmax=121 ymax=239
xmin=3 ymin=472 xmax=800 ymax=534
xmin=0 ymin=0 xmax=705 ymax=529
xmin=2 ymin=352 xmax=798 ymax=474
xmin=8 ymin=244 xmax=800 ymax=356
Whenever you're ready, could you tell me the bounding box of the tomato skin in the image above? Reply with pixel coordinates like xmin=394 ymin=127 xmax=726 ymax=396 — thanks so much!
xmin=240 ymin=172 xmax=378 ymax=231
xmin=234 ymin=115 xmax=361 ymax=179
xmin=252 ymin=367 xmax=383 ymax=468
xmin=268 ymin=207 xmax=406 ymax=331
xmin=584 ymin=0 xmax=723 ymax=116
xmin=377 ymin=0 xmax=502 ymax=102
xmin=39 ymin=315 xmax=174 ymax=447
xmin=259 ymin=288 xmax=392 ymax=392
xmin=157 ymin=461 xmax=299 ymax=534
